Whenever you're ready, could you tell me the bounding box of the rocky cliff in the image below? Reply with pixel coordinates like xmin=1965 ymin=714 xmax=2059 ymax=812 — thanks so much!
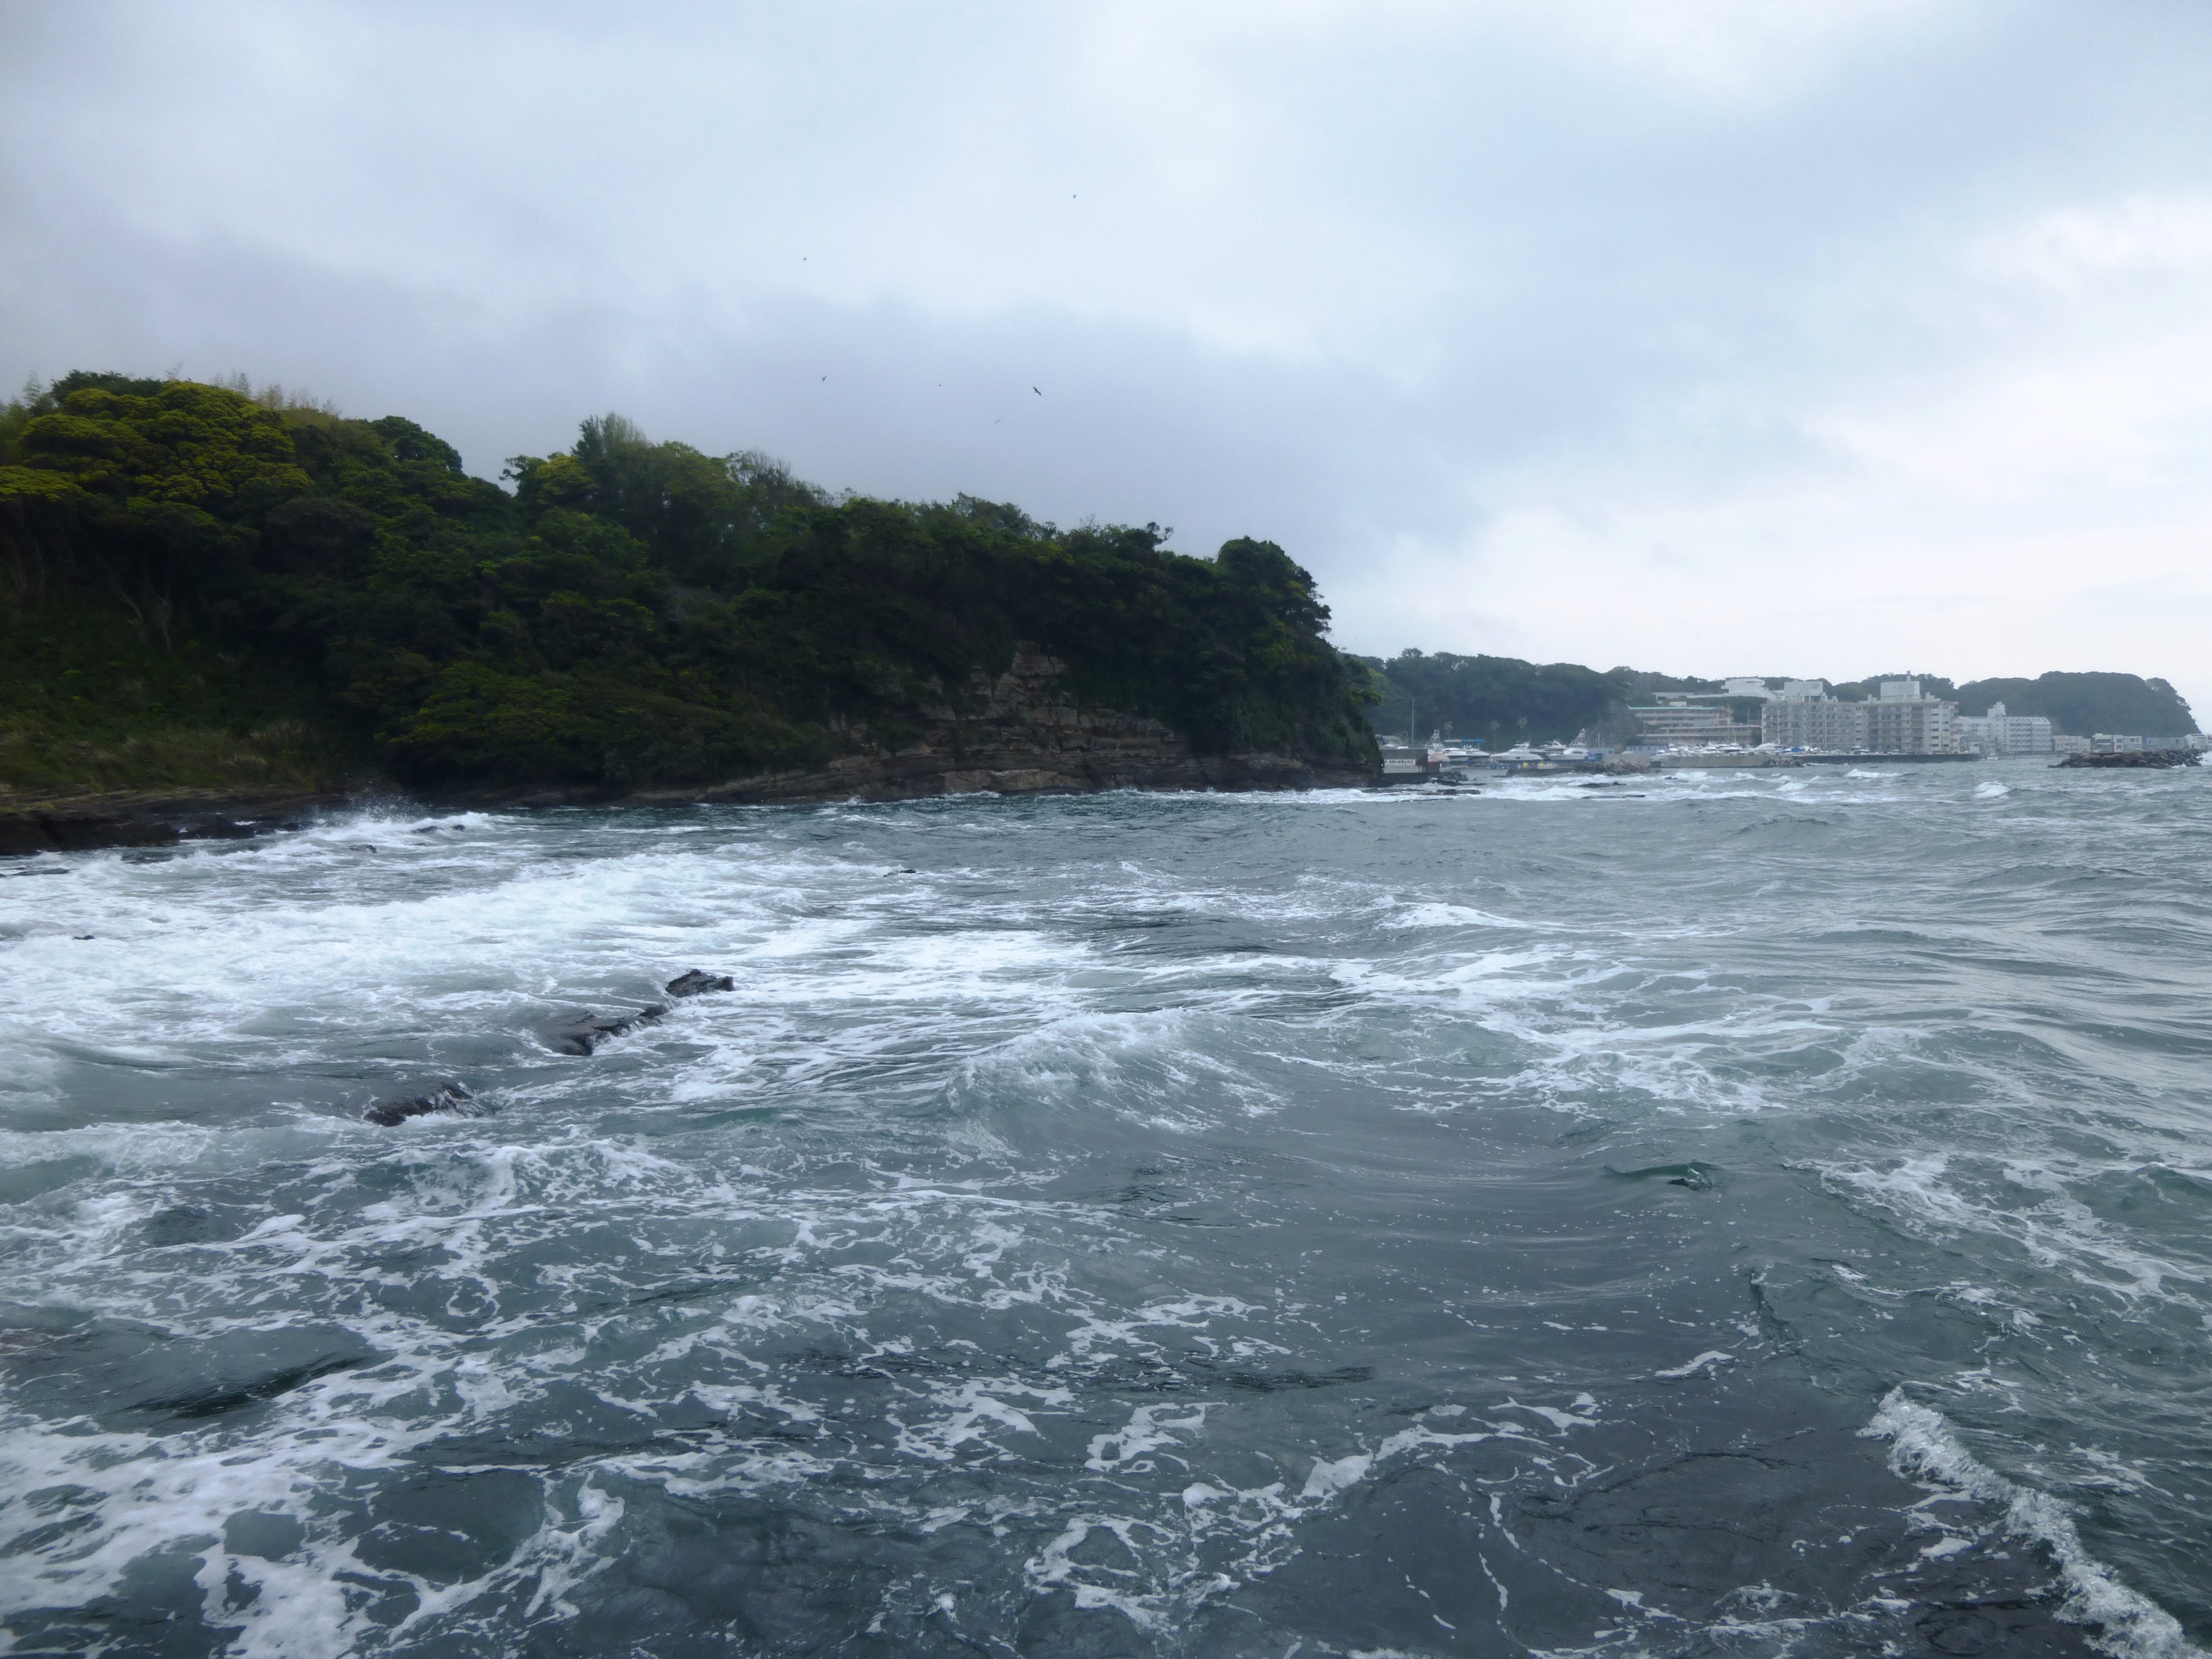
xmin=628 ymin=644 xmax=1374 ymax=805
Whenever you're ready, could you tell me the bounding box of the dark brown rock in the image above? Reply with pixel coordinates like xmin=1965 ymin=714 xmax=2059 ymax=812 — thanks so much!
xmin=546 ymin=1005 xmax=668 ymax=1056
xmin=665 ymin=970 xmax=735 ymax=998
xmin=615 ymin=644 xmax=1374 ymax=807
xmin=0 ymin=791 xmax=341 ymax=857
xmin=363 ymin=1083 xmax=479 ymax=1127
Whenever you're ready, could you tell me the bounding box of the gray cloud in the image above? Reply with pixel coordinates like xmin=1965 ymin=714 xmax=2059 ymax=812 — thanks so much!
xmin=6 ymin=0 xmax=2210 ymax=708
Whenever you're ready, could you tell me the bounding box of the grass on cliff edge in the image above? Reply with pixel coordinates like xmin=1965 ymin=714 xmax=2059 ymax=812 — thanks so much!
xmin=0 ymin=599 xmax=360 ymax=798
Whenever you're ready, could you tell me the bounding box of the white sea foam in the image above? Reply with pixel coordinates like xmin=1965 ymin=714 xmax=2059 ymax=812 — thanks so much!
xmin=1651 ymin=1349 xmax=1736 ymax=1379
xmin=5 ymin=786 xmax=2209 ymax=1653
xmin=1818 ymin=1155 xmax=2209 ymax=1306
xmin=1863 ymin=1389 xmax=2203 ymax=1659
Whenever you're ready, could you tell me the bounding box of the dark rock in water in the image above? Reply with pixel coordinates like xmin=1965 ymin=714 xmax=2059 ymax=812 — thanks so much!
xmin=1606 ymin=1160 xmax=1719 ymax=1191
xmin=665 ymin=969 xmax=734 ymax=998
xmin=546 ymin=1006 xmax=667 ymax=1056
xmin=364 ymin=1082 xmax=479 ymax=1127
xmin=2 ymin=793 xmax=337 ymax=858
xmin=2054 ymin=748 xmax=2200 ymax=769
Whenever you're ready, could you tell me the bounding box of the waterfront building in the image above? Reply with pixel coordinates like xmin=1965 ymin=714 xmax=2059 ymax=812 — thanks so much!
xmin=1760 ymin=698 xmax=1868 ymax=751
xmin=1628 ymin=703 xmax=1763 ymax=747
xmin=2053 ymin=734 xmax=2092 ymax=756
xmin=2091 ymin=733 xmax=2146 ymax=753
xmin=1958 ymin=702 xmax=2055 ymax=756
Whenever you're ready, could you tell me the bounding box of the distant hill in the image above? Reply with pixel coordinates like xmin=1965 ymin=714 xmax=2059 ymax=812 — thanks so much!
xmin=1945 ymin=672 xmax=2195 ymax=737
xmin=1353 ymin=651 xmax=1708 ymax=746
xmin=1359 ymin=655 xmax=2198 ymax=748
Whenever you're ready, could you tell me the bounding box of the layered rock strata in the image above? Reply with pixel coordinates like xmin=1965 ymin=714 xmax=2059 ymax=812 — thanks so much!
xmin=635 ymin=645 xmax=1372 ymax=806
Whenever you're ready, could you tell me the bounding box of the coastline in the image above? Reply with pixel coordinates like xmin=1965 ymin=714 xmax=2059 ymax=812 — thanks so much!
xmin=0 ymin=787 xmax=351 ymax=857
xmin=0 ymin=757 xmax=1374 ymax=856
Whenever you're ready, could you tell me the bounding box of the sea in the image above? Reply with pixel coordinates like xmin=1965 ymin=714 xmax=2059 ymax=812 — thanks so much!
xmin=0 ymin=758 xmax=2207 ymax=1659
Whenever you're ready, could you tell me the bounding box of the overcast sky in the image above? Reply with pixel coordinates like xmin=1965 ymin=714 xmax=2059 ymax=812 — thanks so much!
xmin=5 ymin=1 xmax=2209 ymax=708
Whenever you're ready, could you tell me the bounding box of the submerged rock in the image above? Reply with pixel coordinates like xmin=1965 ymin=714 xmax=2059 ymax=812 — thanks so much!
xmin=363 ymin=1082 xmax=479 ymax=1127
xmin=546 ymin=1005 xmax=668 ymax=1056
xmin=665 ymin=969 xmax=735 ymax=998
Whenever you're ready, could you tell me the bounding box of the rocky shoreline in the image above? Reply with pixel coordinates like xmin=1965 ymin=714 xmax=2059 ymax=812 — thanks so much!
xmin=0 ymin=788 xmax=349 ymax=858
xmin=1 ymin=651 xmax=1376 ymax=854
xmin=443 ymin=645 xmax=1375 ymax=809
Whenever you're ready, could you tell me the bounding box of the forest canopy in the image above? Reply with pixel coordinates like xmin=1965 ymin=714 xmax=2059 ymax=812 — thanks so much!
xmin=0 ymin=374 xmax=1377 ymax=793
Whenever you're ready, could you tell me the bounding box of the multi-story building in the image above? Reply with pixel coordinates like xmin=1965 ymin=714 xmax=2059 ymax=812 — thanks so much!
xmin=1628 ymin=704 xmax=1763 ymax=747
xmin=1761 ymin=680 xmax=1961 ymax=753
xmin=1863 ymin=694 xmax=1959 ymax=753
xmin=1761 ymin=699 xmax=1870 ymax=751
xmin=2091 ymin=733 xmax=2146 ymax=753
xmin=2053 ymin=734 xmax=2092 ymax=756
xmin=1958 ymin=702 xmax=2055 ymax=756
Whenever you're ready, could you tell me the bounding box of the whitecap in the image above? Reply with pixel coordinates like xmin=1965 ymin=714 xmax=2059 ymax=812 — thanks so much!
xmin=1863 ymin=1389 xmax=2202 ymax=1659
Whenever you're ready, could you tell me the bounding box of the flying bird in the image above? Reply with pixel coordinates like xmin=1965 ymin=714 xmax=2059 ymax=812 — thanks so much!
xmin=1033 ymin=386 xmax=1041 ymax=396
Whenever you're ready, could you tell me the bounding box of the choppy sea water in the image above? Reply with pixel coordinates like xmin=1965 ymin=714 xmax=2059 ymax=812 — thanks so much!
xmin=1 ymin=760 xmax=2208 ymax=1659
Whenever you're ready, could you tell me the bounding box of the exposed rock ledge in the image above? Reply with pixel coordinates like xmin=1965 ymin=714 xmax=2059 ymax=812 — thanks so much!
xmin=621 ymin=644 xmax=1375 ymax=806
xmin=0 ymin=789 xmax=345 ymax=858
xmin=0 ymin=650 xmax=1375 ymax=843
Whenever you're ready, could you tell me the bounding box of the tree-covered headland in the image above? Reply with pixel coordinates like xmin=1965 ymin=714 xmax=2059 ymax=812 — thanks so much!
xmin=0 ymin=373 xmax=1378 ymax=795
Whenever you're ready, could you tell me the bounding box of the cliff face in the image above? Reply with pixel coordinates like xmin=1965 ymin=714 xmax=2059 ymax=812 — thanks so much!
xmin=630 ymin=645 xmax=1374 ymax=805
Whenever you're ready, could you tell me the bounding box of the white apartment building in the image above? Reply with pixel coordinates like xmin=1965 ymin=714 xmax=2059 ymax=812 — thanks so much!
xmin=1761 ymin=699 xmax=1871 ymax=751
xmin=1761 ymin=679 xmax=1961 ymax=753
xmin=1958 ymin=702 xmax=2056 ymax=756
xmin=2092 ymin=733 xmax=2146 ymax=753
xmin=1720 ymin=676 xmax=1829 ymax=701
